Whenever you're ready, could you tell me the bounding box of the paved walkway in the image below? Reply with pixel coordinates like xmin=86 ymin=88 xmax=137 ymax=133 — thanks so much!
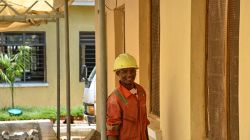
xmin=0 ymin=120 xmax=57 ymax=140
xmin=0 ymin=119 xmax=96 ymax=140
xmin=53 ymin=120 xmax=96 ymax=139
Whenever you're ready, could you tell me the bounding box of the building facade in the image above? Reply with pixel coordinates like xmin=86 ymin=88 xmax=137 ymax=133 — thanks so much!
xmin=96 ymin=0 xmax=250 ymax=139
xmin=0 ymin=5 xmax=95 ymax=108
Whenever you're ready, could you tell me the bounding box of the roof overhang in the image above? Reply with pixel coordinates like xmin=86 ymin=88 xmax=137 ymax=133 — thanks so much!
xmin=71 ymin=0 xmax=95 ymax=6
xmin=0 ymin=0 xmax=72 ymax=31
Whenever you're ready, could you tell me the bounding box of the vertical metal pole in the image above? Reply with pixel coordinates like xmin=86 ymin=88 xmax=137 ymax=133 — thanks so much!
xmin=98 ymin=0 xmax=107 ymax=139
xmin=56 ymin=10 xmax=61 ymax=140
xmin=64 ymin=0 xmax=71 ymax=139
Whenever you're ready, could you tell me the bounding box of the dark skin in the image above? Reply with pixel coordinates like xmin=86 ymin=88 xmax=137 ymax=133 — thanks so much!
xmin=116 ymin=68 xmax=136 ymax=90
xmin=108 ymin=68 xmax=136 ymax=140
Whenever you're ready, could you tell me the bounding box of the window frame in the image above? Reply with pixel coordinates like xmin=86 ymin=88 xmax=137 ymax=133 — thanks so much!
xmin=150 ymin=0 xmax=160 ymax=117
xmin=0 ymin=31 xmax=47 ymax=83
xmin=79 ymin=31 xmax=95 ymax=82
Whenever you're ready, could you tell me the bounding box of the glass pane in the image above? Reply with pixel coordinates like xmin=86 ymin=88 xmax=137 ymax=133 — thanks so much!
xmin=24 ymin=33 xmax=45 ymax=45
xmin=0 ymin=32 xmax=46 ymax=83
xmin=5 ymin=33 xmax=23 ymax=44
xmin=79 ymin=32 xmax=95 ymax=81
xmin=0 ymin=46 xmax=4 ymax=53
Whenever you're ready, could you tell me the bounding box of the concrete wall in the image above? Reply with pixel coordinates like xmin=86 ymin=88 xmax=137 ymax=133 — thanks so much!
xmin=104 ymin=0 xmax=195 ymax=139
xmin=239 ymin=0 xmax=250 ymax=139
xmin=138 ymin=0 xmax=151 ymax=116
xmin=104 ymin=0 xmax=144 ymax=94
xmin=190 ymin=0 xmax=206 ymax=139
xmin=101 ymin=0 xmax=250 ymax=139
xmin=0 ymin=6 xmax=95 ymax=108
xmin=105 ymin=8 xmax=116 ymax=94
xmin=160 ymin=0 xmax=191 ymax=139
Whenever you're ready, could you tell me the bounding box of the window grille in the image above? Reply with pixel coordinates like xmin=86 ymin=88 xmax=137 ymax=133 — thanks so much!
xmin=79 ymin=31 xmax=95 ymax=81
xmin=205 ymin=0 xmax=239 ymax=138
xmin=0 ymin=32 xmax=46 ymax=82
xmin=151 ymin=0 xmax=160 ymax=117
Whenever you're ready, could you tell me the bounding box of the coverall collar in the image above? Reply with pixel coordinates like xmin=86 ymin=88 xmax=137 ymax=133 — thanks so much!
xmin=118 ymin=82 xmax=137 ymax=99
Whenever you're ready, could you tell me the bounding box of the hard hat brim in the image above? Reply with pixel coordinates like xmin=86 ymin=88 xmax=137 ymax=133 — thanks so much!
xmin=113 ymin=66 xmax=138 ymax=72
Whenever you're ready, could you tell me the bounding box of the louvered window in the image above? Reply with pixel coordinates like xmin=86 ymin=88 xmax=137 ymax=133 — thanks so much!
xmin=79 ymin=32 xmax=95 ymax=81
xmin=0 ymin=32 xmax=46 ymax=82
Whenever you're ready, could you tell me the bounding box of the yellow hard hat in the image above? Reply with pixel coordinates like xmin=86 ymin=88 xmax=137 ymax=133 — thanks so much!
xmin=113 ymin=53 xmax=138 ymax=71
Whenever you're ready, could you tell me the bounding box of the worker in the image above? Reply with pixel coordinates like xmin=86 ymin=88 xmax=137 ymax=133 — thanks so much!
xmin=106 ymin=53 xmax=150 ymax=140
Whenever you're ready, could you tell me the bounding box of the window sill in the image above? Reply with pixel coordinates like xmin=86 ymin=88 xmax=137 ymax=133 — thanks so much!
xmin=148 ymin=115 xmax=162 ymax=140
xmin=0 ymin=83 xmax=49 ymax=88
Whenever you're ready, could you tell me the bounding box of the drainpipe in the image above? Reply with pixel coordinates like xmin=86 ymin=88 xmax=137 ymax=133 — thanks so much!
xmin=64 ymin=0 xmax=71 ymax=139
xmin=56 ymin=8 xmax=61 ymax=140
xmin=98 ymin=0 xmax=107 ymax=139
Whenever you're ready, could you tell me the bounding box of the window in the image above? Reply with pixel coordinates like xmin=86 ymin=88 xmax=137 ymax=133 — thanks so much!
xmin=79 ymin=32 xmax=95 ymax=81
xmin=0 ymin=32 xmax=46 ymax=82
xmin=205 ymin=0 xmax=239 ymax=138
xmin=150 ymin=0 xmax=160 ymax=117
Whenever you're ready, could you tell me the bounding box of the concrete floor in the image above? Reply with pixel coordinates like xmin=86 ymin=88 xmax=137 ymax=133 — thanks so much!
xmin=0 ymin=119 xmax=97 ymax=140
xmin=0 ymin=120 xmax=57 ymax=140
xmin=53 ymin=120 xmax=96 ymax=139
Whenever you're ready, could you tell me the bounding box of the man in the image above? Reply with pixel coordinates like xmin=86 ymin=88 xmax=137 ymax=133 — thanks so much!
xmin=106 ymin=53 xmax=150 ymax=140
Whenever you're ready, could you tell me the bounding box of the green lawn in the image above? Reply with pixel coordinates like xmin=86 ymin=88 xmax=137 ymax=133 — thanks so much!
xmin=0 ymin=106 xmax=83 ymax=121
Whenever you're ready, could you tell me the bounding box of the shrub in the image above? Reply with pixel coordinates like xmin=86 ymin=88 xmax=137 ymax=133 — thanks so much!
xmin=0 ymin=106 xmax=84 ymax=121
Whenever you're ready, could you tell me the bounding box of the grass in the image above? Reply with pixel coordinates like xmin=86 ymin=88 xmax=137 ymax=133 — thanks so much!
xmin=0 ymin=106 xmax=84 ymax=121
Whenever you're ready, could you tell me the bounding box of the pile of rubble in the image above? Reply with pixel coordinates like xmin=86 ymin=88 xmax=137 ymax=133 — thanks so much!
xmin=0 ymin=120 xmax=56 ymax=140
xmin=1 ymin=129 xmax=39 ymax=140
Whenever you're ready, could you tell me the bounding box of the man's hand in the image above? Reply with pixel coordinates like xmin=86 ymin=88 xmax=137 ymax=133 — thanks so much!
xmin=108 ymin=136 xmax=118 ymax=140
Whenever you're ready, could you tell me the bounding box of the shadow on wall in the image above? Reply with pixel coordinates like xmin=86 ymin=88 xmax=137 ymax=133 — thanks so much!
xmin=167 ymin=78 xmax=181 ymax=140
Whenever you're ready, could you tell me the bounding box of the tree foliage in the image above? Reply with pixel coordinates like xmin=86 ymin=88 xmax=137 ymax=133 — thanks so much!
xmin=0 ymin=46 xmax=31 ymax=108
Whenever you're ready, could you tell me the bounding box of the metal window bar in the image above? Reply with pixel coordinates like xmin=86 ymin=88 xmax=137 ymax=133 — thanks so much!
xmin=0 ymin=32 xmax=46 ymax=82
xmin=79 ymin=31 xmax=95 ymax=80
xmin=150 ymin=0 xmax=160 ymax=117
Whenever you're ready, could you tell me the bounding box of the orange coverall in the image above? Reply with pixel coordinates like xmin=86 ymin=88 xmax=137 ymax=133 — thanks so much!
xmin=106 ymin=83 xmax=150 ymax=140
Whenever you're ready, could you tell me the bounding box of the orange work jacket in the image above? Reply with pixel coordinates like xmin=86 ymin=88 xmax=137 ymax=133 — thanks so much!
xmin=106 ymin=83 xmax=150 ymax=140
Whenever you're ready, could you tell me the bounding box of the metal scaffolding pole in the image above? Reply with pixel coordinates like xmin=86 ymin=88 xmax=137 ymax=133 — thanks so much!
xmin=98 ymin=0 xmax=107 ymax=139
xmin=0 ymin=13 xmax=64 ymax=22
xmin=56 ymin=10 xmax=61 ymax=140
xmin=64 ymin=0 xmax=71 ymax=139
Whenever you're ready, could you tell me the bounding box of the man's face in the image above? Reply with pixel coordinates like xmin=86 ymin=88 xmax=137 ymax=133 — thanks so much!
xmin=116 ymin=68 xmax=136 ymax=85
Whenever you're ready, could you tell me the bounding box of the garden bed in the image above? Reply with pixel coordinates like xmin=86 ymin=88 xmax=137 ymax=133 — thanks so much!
xmin=0 ymin=106 xmax=84 ymax=122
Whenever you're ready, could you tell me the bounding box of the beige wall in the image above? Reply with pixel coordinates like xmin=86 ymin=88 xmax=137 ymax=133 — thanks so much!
xmin=138 ymin=0 xmax=151 ymax=116
xmin=125 ymin=0 xmax=140 ymax=82
xmin=239 ymin=0 xmax=250 ymax=139
xmin=100 ymin=0 xmax=250 ymax=139
xmin=105 ymin=0 xmax=142 ymax=94
xmin=97 ymin=0 xmax=151 ymax=132
xmin=190 ymin=0 xmax=206 ymax=139
xmin=0 ymin=6 xmax=95 ymax=108
xmin=105 ymin=9 xmax=116 ymax=94
xmin=104 ymin=0 xmax=196 ymax=139
xmin=160 ymin=0 xmax=191 ymax=139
